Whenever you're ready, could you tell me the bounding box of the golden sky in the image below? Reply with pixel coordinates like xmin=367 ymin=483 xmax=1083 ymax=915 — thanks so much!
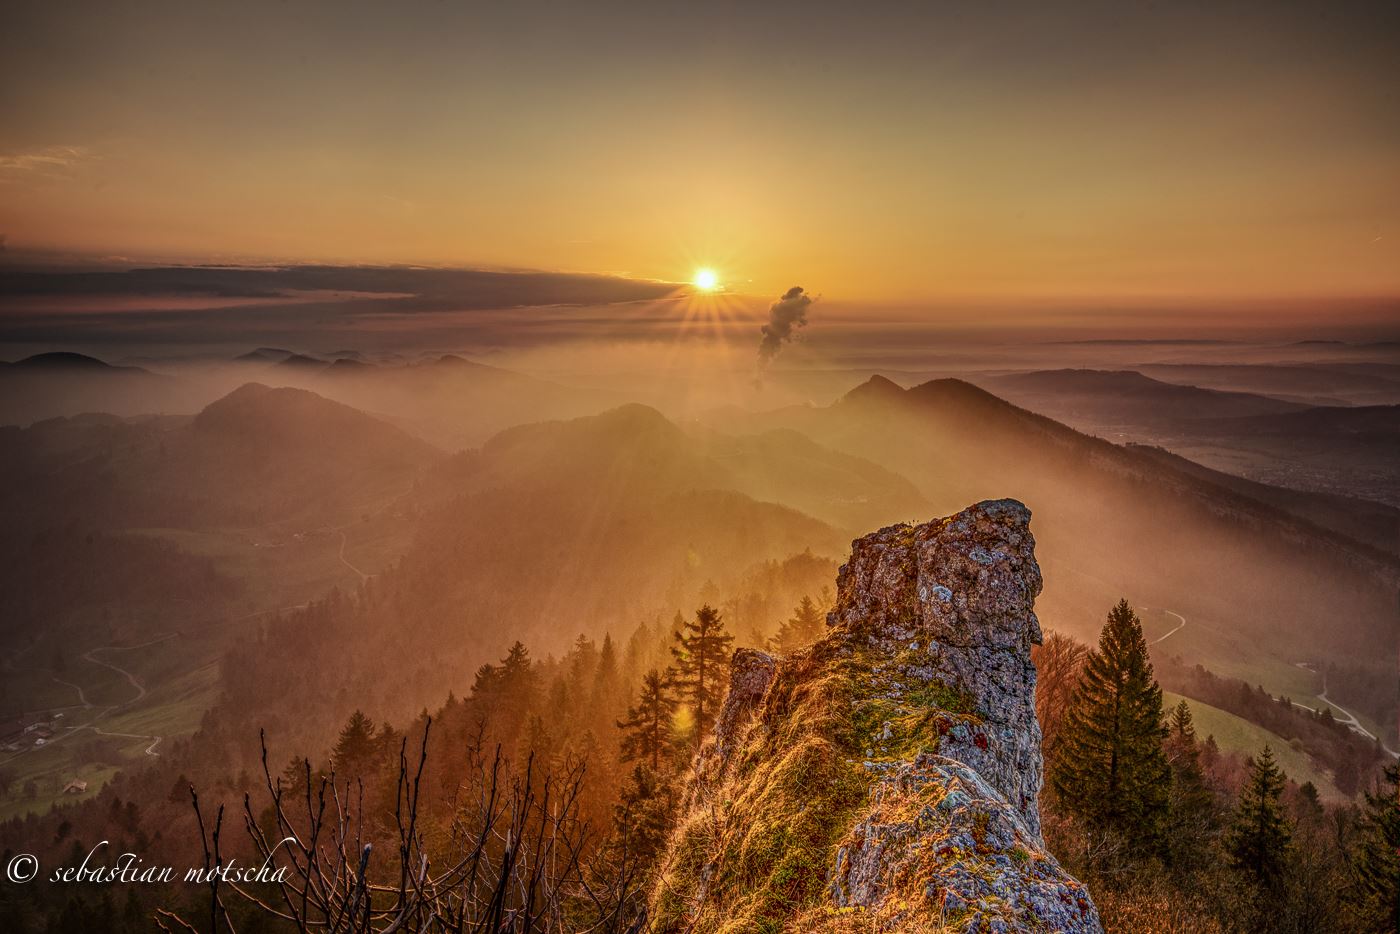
xmin=2 ymin=1 xmax=1397 ymax=303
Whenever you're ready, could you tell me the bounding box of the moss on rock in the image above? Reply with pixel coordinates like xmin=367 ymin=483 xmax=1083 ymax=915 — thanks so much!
xmin=650 ymin=500 xmax=1103 ymax=934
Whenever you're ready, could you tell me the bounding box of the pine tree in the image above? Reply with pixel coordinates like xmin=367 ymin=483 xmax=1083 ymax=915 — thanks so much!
xmin=1162 ymin=700 xmax=1216 ymax=872
xmin=1050 ymin=599 xmax=1170 ymax=852
xmin=769 ymin=595 xmax=825 ymax=654
xmin=1351 ymin=761 xmax=1400 ymax=932
xmin=618 ymin=669 xmax=679 ymax=771
xmin=1166 ymin=698 xmax=1194 ymax=741
xmin=500 ymin=641 xmax=535 ymax=693
xmin=668 ymin=604 xmax=734 ymax=746
xmin=566 ymin=634 xmax=599 ymax=700
xmin=592 ymin=633 xmax=619 ymax=708
xmin=331 ymin=710 xmax=379 ymax=778
xmin=1225 ymin=745 xmax=1293 ymax=887
xmin=471 ymin=641 xmax=537 ymax=746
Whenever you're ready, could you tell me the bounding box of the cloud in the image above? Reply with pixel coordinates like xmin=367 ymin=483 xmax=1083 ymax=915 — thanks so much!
xmin=0 ymin=263 xmax=685 ymax=349
xmin=0 ymin=145 xmax=93 ymax=178
xmin=758 ymin=286 xmax=813 ymax=368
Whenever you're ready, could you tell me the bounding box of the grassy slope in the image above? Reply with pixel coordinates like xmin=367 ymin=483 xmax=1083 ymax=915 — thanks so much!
xmin=1162 ymin=692 xmax=1345 ymax=801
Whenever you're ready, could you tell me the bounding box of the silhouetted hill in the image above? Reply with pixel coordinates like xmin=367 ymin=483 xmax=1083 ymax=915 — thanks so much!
xmin=234 ymin=347 xmax=297 ymax=363
xmin=1 ymin=384 xmax=440 ymax=530
xmin=0 ymin=352 xmax=178 ymax=426
xmin=192 ymin=382 xmax=434 ymax=455
xmin=12 ymin=351 xmax=125 ymax=370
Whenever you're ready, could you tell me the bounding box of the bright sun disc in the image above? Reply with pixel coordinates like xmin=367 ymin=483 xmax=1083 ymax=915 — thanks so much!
xmin=693 ymin=268 xmax=719 ymax=291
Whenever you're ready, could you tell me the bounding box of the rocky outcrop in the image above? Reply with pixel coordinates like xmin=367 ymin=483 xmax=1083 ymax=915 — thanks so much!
xmin=651 ymin=500 xmax=1102 ymax=933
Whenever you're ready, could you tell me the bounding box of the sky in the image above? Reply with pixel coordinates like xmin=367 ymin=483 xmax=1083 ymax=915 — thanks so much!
xmin=1 ymin=0 xmax=1398 ymax=314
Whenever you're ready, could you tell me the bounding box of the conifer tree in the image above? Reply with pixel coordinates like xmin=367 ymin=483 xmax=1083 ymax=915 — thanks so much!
xmin=566 ymin=634 xmax=598 ymax=698
xmin=1166 ymin=698 xmax=1194 ymax=741
xmin=1162 ymin=700 xmax=1216 ymax=871
xmin=281 ymin=756 xmax=311 ymax=796
xmin=500 ymin=641 xmax=535 ymax=692
xmin=331 ymin=710 xmax=379 ymax=778
xmin=1225 ymin=745 xmax=1293 ymax=887
xmin=1050 ymin=599 xmax=1169 ymax=851
xmin=592 ymin=633 xmax=619 ymax=708
xmin=618 ymin=669 xmax=680 ymax=771
xmin=769 ymin=595 xmax=825 ymax=654
xmin=1351 ymin=761 xmax=1400 ymax=932
xmin=668 ymin=604 xmax=734 ymax=746
xmin=471 ymin=641 xmax=537 ymax=746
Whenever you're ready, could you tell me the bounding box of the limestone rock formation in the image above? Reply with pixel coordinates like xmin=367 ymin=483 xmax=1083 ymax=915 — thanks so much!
xmin=651 ymin=499 xmax=1102 ymax=933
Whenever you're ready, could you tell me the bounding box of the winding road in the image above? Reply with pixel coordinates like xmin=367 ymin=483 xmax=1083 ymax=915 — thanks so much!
xmin=1151 ymin=609 xmax=1187 ymax=645
xmin=4 ymin=605 xmax=313 ymax=771
xmin=83 ymin=633 xmax=177 ymax=704
xmin=1 ymin=635 xmax=176 ymax=767
xmin=1146 ymin=611 xmax=1397 ymax=758
xmin=1291 ymin=662 xmax=1399 ymax=759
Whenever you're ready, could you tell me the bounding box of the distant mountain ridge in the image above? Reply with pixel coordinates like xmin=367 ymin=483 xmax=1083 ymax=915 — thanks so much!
xmin=722 ymin=375 xmax=1396 ymax=675
xmin=970 ymin=367 xmax=1400 ymax=508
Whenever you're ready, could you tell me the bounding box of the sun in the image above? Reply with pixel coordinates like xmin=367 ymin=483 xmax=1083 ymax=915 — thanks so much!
xmin=692 ymin=268 xmax=720 ymax=291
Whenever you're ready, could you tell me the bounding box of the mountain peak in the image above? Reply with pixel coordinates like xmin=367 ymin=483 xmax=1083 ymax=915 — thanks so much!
xmin=194 ymin=383 xmax=345 ymax=429
xmin=906 ymin=376 xmax=1003 ymax=400
xmin=234 ymin=347 xmax=297 ymax=362
xmin=14 ymin=351 xmax=114 ymax=369
xmin=653 ymin=500 xmax=1102 ymax=933
xmin=840 ymin=374 xmax=906 ymax=405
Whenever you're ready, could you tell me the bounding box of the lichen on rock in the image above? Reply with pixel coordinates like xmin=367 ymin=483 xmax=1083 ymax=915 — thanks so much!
xmin=650 ymin=499 xmax=1103 ymax=933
